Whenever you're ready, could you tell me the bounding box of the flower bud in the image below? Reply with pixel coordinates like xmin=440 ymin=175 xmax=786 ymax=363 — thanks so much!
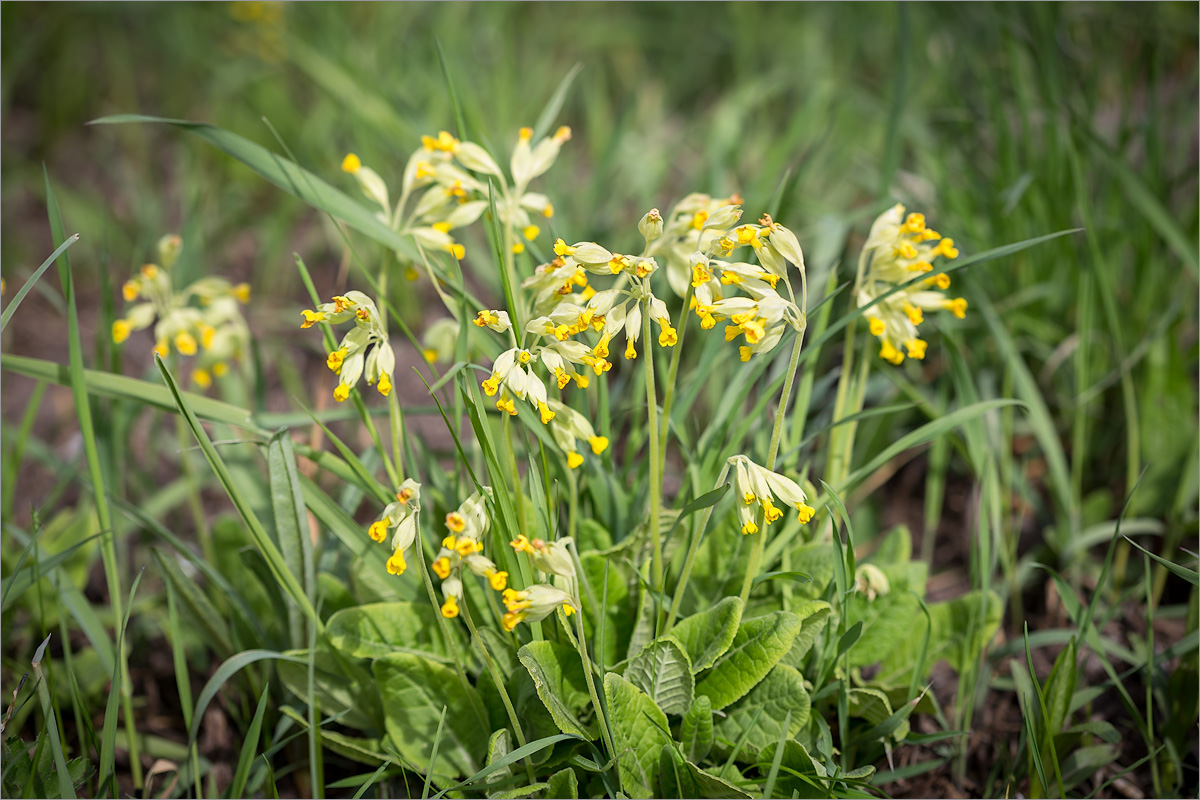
xmin=638 ymin=208 xmax=664 ymax=243
xmin=156 ymin=234 xmax=183 ymax=270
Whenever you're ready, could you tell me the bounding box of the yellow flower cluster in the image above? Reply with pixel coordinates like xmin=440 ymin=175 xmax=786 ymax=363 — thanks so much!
xmin=112 ymin=234 xmax=251 ymax=389
xmin=429 ymin=489 xmax=508 ymax=619
xmin=503 ymin=534 xmax=578 ymax=631
xmin=340 ymin=125 xmax=568 ymax=276
xmin=300 ymin=291 xmax=395 ymax=402
xmin=856 ymin=204 xmax=965 ymax=364
xmin=729 ymin=455 xmax=816 ymax=535
xmin=367 ymin=479 xmax=422 ymax=577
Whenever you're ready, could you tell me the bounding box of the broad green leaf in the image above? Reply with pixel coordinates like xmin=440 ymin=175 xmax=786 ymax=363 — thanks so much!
xmin=669 ymin=596 xmax=743 ymax=674
xmin=625 ymin=636 xmax=694 ymax=715
xmin=327 ymin=602 xmax=463 ymax=662
xmin=279 ymin=706 xmax=389 ymax=766
xmin=374 ymin=652 xmax=488 ymax=778
xmin=545 ymin=766 xmax=579 ymax=800
xmin=695 ymin=610 xmax=802 ymax=710
xmin=485 ymin=729 xmax=514 ymax=788
xmin=604 ymin=673 xmax=672 ymax=799
xmin=268 ymin=431 xmax=316 ymax=646
xmin=1042 ymin=638 xmax=1077 ymax=739
xmin=658 ymin=744 xmax=752 ymax=799
xmin=782 ymin=541 xmax=836 ymax=601
xmin=517 ymin=641 xmax=598 ymax=739
xmin=754 ymin=740 xmax=829 ymax=799
xmin=844 ymin=592 xmax=921 ymax=668
xmin=680 ymin=695 xmax=714 ymax=763
xmin=782 ymin=600 xmax=832 ymax=667
xmin=278 ymin=647 xmax=381 ymax=733
xmin=714 ymin=665 xmax=810 ymax=761
xmin=876 ymin=590 xmax=1003 ymax=687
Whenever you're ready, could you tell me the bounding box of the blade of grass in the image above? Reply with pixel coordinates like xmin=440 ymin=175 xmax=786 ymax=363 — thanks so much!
xmin=32 ymin=635 xmax=75 ymax=799
xmin=230 ymin=684 xmax=272 ymax=799
xmin=0 ymin=233 xmax=79 ymax=332
xmin=98 ymin=567 xmax=145 ymax=796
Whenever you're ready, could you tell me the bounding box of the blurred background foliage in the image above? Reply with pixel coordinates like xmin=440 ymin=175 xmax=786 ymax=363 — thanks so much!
xmin=1 ymin=2 xmax=1196 ymax=796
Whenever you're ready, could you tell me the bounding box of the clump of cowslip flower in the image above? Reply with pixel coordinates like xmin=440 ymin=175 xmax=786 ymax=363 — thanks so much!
xmin=112 ymin=234 xmax=252 ymax=389
xmin=368 ymin=479 xmax=422 ymax=576
xmin=300 ymin=291 xmax=395 ymax=402
xmin=728 ymin=455 xmax=816 ymax=535
xmin=856 ymin=204 xmax=965 ymax=364
xmin=340 ymin=125 xmax=568 ymax=277
xmin=429 ymin=489 xmax=509 ymax=619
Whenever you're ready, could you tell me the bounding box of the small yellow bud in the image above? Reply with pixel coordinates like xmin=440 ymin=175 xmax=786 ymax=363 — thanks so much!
xmin=447 ymin=243 xmax=465 ymax=261
xmin=945 ymin=297 xmax=968 ymax=319
xmin=369 ymin=519 xmax=389 ymax=543
xmin=589 ymin=435 xmax=609 ymax=455
xmin=797 ymin=503 xmax=815 ymax=524
xmin=154 ymin=340 xmax=169 ymax=358
xmin=141 ymin=264 xmax=159 ymax=280
xmin=567 ymin=451 xmax=584 ymax=470
xmin=930 ymin=273 xmax=951 ymax=290
xmin=523 ymin=225 xmax=540 ymax=241
xmin=539 ymin=402 xmax=555 ymax=425
xmin=906 ymin=338 xmax=928 ymax=360
xmin=201 ymin=325 xmax=216 ymax=350
xmin=191 ymin=368 xmax=212 ymax=389
xmin=377 ymin=372 xmax=392 ymax=397
xmin=739 ymin=346 xmax=753 ymax=362
xmin=212 ymin=362 xmax=229 ymax=377
xmin=542 ymin=203 xmax=554 ymax=218
xmin=334 ymin=384 xmax=351 ymax=402
xmin=342 ymin=153 xmax=362 ymax=174
xmin=902 ymin=303 xmax=924 ymax=326
xmin=327 ymin=348 xmax=347 ymax=372
xmin=300 ymin=309 xmax=325 ymax=328
xmin=441 ymin=596 xmax=460 ymax=618
xmin=234 ymin=283 xmax=252 ymax=303
xmin=423 ymin=348 xmax=438 ymax=363
xmin=658 ymin=326 xmax=677 ymax=347
xmin=387 ymin=547 xmax=407 ymax=576
xmin=742 ymin=520 xmax=759 ymax=535
xmin=933 ymin=238 xmax=959 ymax=259
xmin=868 ymin=317 xmax=886 ymax=337
xmin=512 ymin=242 xmax=526 ymax=255
xmin=486 ymin=569 xmax=508 ymax=592
xmin=624 ymin=339 xmax=637 ymax=360
xmin=122 ymin=280 xmax=139 ymax=302
xmin=446 ymin=512 xmax=467 ymax=533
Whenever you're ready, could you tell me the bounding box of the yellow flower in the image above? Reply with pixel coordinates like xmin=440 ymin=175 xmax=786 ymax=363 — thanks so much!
xmin=567 ymin=451 xmax=584 ymax=470
xmin=485 ymin=569 xmax=508 ymax=592
xmin=342 ymin=153 xmax=362 ymax=174
xmin=112 ymin=320 xmax=132 ymax=344
xmin=327 ymin=348 xmax=347 ymax=372
xmin=589 ymin=435 xmax=609 ymax=455
xmin=334 ymin=384 xmax=350 ymax=402
xmin=175 ymin=331 xmax=198 ymax=356
xmin=155 ymin=340 xmax=169 ymax=358
xmin=234 ymin=283 xmax=252 ymax=303
xmin=369 ymin=519 xmax=389 ymax=543
xmin=300 ymin=309 xmax=326 ymax=328
xmin=441 ymin=596 xmax=460 ymax=618
xmin=446 ymin=512 xmax=466 ymax=533
xmin=122 ymin=280 xmax=139 ymax=301
xmin=432 ymin=556 xmax=452 ymax=580
xmin=191 ymin=368 xmax=212 ymax=389
xmin=377 ymin=372 xmax=392 ymax=397
xmin=387 ymin=547 xmax=407 ymax=575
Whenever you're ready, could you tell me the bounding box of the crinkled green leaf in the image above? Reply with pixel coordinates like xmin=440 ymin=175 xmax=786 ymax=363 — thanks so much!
xmin=714 ymin=665 xmax=810 ymax=762
xmin=604 ymin=672 xmax=672 ymax=799
xmin=374 ymin=651 xmax=488 ymax=778
xmin=844 ymin=591 xmax=921 ymax=668
xmin=669 ymin=596 xmax=743 ymax=674
xmin=695 ymin=610 xmax=802 ymax=710
xmin=781 ymin=600 xmax=832 ymax=667
xmin=681 ymin=695 xmax=714 ymax=764
xmin=327 ymin=601 xmax=463 ymax=662
xmin=517 ymin=641 xmax=598 ymax=739
xmin=625 ymin=636 xmax=694 ymax=715
xmin=545 ymin=766 xmax=579 ymax=799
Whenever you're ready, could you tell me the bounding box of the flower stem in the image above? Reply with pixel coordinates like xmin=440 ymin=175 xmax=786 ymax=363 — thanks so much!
xmin=739 ymin=326 xmax=805 ymax=606
xmin=573 ymin=605 xmax=617 ymax=761
xmin=665 ymin=461 xmax=731 ymax=631
xmin=461 ymin=600 xmax=535 ymax=784
xmin=642 ymin=299 xmax=664 ymax=595
xmin=413 ymin=522 xmax=490 ymax=731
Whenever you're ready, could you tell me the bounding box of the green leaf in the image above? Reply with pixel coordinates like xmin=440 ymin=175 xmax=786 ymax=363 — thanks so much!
xmin=268 ymin=431 xmax=316 ymax=645
xmin=545 ymin=766 xmax=579 ymax=800
xmin=844 ymin=592 xmax=921 ymax=668
xmin=658 ymin=744 xmax=752 ymax=799
xmin=279 ymin=706 xmax=390 ymax=766
xmin=625 ymin=636 xmax=694 ymax=715
xmin=278 ymin=647 xmax=382 ymax=732
xmin=374 ymin=652 xmax=488 ymax=778
xmin=714 ymin=665 xmax=810 ymax=762
xmin=680 ymin=695 xmax=714 ymax=763
xmin=517 ymin=641 xmax=598 ymax=739
xmin=485 ymin=729 xmax=514 ymax=787
xmin=604 ymin=673 xmax=673 ymax=799
xmin=782 ymin=600 xmax=832 ymax=667
xmin=695 ymin=611 xmax=802 ymax=710
xmin=754 ymin=740 xmax=831 ymax=799
xmin=327 ymin=601 xmax=464 ymax=662
xmin=150 ymin=549 xmax=234 ymax=658
xmin=230 ymin=684 xmax=271 ymax=799
xmin=669 ymin=596 xmax=743 ymax=673
xmin=876 ymin=590 xmax=1003 ymax=687
xmin=1 ymin=354 xmax=268 ymax=434
xmin=1042 ymin=638 xmax=1077 ymax=739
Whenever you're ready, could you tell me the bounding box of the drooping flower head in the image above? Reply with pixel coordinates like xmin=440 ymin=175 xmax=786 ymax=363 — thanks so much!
xmin=301 ymin=291 xmax=396 ymax=402
xmin=856 ymin=204 xmax=965 ymax=364
xmin=728 ymin=455 xmax=816 ymax=535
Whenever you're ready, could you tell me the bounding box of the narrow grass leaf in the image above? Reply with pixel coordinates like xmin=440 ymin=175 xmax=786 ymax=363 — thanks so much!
xmin=0 ymin=234 xmax=79 ymax=332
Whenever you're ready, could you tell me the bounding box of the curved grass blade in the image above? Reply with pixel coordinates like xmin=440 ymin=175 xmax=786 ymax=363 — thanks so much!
xmin=0 ymin=233 xmax=79 ymax=332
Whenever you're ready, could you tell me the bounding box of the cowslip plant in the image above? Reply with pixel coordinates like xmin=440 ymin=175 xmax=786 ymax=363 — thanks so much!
xmin=60 ymin=103 xmax=1064 ymax=799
